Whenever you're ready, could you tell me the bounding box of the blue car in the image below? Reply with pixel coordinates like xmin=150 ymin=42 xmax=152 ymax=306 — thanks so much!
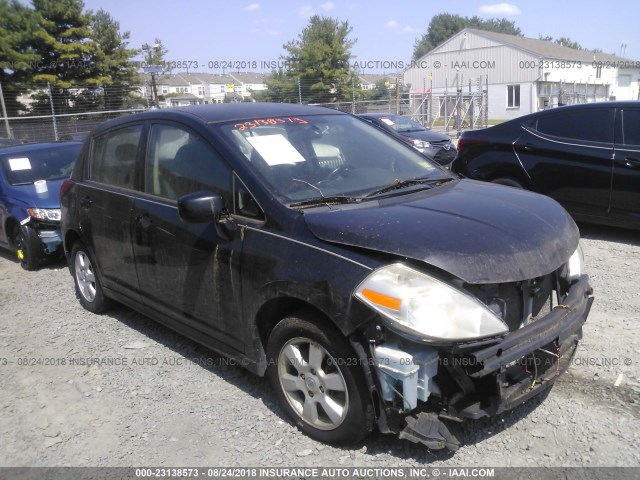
xmin=0 ymin=142 xmax=82 ymax=270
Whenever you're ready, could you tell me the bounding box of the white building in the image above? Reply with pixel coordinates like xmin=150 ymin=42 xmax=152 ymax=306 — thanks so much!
xmin=357 ymin=74 xmax=399 ymax=91
xmin=404 ymin=28 xmax=640 ymax=120
xmin=139 ymin=72 xmax=269 ymax=106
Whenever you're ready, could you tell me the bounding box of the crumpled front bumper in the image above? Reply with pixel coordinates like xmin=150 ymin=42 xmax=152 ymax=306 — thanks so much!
xmin=449 ymin=274 xmax=593 ymax=419
xmin=363 ymin=274 xmax=593 ymax=450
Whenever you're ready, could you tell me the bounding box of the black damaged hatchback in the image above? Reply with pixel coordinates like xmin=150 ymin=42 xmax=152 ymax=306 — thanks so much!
xmin=61 ymin=104 xmax=593 ymax=450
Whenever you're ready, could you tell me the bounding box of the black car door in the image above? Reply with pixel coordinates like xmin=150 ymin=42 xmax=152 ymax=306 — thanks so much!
xmin=78 ymin=123 xmax=143 ymax=302
xmin=132 ymin=121 xmax=244 ymax=351
xmin=513 ymin=107 xmax=615 ymax=220
xmin=611 ymin=107 xmax=640 ymax=228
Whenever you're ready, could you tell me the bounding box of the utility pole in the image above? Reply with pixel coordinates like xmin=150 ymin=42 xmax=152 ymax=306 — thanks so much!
xmin=47 ymin=83 xmax=58 ymax=141
xmin=142 ymin=43 xmax=162 ymax=108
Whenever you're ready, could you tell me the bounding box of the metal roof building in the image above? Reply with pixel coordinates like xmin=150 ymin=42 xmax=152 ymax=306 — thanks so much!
xmin=404 ymin=28 xmax=640 ymax=120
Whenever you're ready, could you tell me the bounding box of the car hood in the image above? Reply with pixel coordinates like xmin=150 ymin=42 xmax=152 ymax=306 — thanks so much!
xmin=4 ymin=177 xmax=65 ymax=210
xmin=398 ymin=129 xmax=451 ymax=143
xmin=304 ymin=179 xmax=579 ymax=284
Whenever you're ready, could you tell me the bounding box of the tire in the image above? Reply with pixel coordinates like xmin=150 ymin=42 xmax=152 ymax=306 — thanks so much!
xmin=71 ymin=241 xmax=111 ymax=313
xmin=492 ymin=177 xmax=524 ymax=189
xmin=266 ymin=313 xmax=374 ymax=444
xmin=13 ymin=225 xmax=41 ymax=271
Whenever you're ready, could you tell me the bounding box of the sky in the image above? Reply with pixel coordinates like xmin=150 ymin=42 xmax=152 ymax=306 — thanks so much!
xmin=82 ymin=0 xmax=640 ymax=73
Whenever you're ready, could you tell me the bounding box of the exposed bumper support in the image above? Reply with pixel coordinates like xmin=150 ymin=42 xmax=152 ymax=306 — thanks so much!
xmin=467 ymin=274 xmax=592 ymax=377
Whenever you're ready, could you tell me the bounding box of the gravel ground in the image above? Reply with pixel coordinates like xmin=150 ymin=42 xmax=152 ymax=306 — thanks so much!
xmin=0 ymin=223 xmax=639 ymax=467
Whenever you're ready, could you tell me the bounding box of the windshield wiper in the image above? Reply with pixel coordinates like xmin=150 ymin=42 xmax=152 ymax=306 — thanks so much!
xmin=289 ymin=195 xmax=363 ymax=209
xmin=288 ymin=178 xmax=364 ymax=209
xmin=365 ymin=176 xmax=453 ymax=198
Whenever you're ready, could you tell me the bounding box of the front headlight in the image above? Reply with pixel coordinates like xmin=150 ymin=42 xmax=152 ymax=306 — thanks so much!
xmin=408 ymin=138 xmax=431 ymax=150
xmin=28 ymin=208 xmax=61 ymax=221
xmin=354 ymin=264 xmax=508 ymax=342
xmin=567 ymin=243 xmax=584 ymax=283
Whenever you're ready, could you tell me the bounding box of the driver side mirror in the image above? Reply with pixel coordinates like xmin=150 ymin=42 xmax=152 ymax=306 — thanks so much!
xmin=178 ymin=191 xmax=236 ymax=239
xmin=178 ymin=191 xmax=222 ymax=223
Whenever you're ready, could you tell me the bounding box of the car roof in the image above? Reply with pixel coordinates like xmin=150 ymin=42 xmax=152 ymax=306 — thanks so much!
xmin=485 ymin=100 xmax=640 ymax=128
xmin=360 ymin=113 xmax=398 ymax=118
xmin=0 ymin=141 xmax=82 ymax=157
xmin=555 ymin=100 xmax=640 ymax=109
xmin=91 ymin=103 xmax=346 ymax=135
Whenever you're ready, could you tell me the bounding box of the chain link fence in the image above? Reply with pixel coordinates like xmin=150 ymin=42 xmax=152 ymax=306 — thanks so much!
xmin=0 ymin=78 xmax=489 ymax=143
xmin=0 ymin=83 xmax=146 ymax=143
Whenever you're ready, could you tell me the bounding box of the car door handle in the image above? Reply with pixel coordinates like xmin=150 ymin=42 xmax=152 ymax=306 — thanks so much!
xmin=135 ymin=214 xmax=152 ymax=229
xmin=80 ymin=196 xmax=92 ymax=208
xmin=522 ymin=144 xmax=535 ymax=152
xmin=623 ymin=157 xmax=640 ymax=169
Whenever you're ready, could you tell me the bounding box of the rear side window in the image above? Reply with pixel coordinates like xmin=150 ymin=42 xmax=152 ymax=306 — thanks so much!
xmin=621 ymin=109 xmax=640 ymax=147
xmin=144 ymin=123 xmax=231 ymax=201
xmin=89 ymin=125 xmax=143 ymax=189
xmin=535 ymin=108 xmax=614 ymax=143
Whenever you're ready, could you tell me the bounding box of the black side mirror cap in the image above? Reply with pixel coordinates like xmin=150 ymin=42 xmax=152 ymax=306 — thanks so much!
xmin=178 ymin=191 xmax=223 ymax=223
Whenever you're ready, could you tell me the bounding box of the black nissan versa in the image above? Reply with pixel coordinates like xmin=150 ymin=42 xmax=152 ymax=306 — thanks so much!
xmin=61 ymin=103 xmax=593 ymax=451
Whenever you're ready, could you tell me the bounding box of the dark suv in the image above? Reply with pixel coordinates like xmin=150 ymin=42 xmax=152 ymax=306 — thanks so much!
xmin=61 ymin=104 xmax=592 ymax=451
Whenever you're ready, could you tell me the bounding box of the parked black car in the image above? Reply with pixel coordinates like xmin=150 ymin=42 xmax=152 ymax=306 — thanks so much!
xmin=360 ymin=113 xmax=456 ymax=166
xmin=452 ymin=101 xmax=640 ymax=229
xmin=1 ymin=142 xmax=82 ymax=269
xmin=61 ymin=104 xmax=592 ymax=451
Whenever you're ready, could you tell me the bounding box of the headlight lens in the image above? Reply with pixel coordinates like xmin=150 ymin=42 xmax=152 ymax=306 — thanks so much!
xmin=354 ymin=264 xmax=508 ymax=342
xmin=408 ymin=138 xmax=430 ymax=149
xmin=28 ymin=208 xmax=61 ymax=221
xmin=567 ymin=243 xmax=584 ymax=282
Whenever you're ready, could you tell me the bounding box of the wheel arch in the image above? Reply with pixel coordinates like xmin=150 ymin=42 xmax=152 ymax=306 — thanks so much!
xmin=486 ymin=167 xmax=533 ymax=190
xmin=63 ymin=228 xmax=81 ymax=260
xmin=255 ymin=297 xmax=346 ymax=354
xmin=4 ymin=217 xmax=19 ymax=248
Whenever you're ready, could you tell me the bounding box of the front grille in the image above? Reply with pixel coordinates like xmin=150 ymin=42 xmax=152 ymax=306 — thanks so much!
xmin=467 ymin=274 xmax=555 ymax=332
xmin=431 ymin=139 xmax=452 ymax=149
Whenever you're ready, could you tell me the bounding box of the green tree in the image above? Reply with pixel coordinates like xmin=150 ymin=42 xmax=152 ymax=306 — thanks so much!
xmin=253 ymin=69 xmax=299 ymax=103
xmin=0 ymin=0 xmax=39 ymax=115
xmin=366 ymin=78 xmax=392 ymax=101
xmin=142 ymin=38 xmax=168 ymax=66
xmin=28 ymin=0 xmax=101 ymax=114
xmin=275 ymin=15 xmax=357 ymax=104
xmin=412 ymin=13 xmax=522 ymax=61
xmin=91 ymin=9 xmax=140 ymax=110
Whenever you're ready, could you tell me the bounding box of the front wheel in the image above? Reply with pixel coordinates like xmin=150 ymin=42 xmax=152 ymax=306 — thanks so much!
xmin=266 ymin=313 xmax=373 ymax=444
xmin=13 ymin=225 xmax=41 ymax=271
xmin=71 ymin=241 xmax=111 ymax=313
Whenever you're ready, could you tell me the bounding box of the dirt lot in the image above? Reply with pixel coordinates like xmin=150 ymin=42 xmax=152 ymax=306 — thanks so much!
xmin=0 ymin=223 xmax=639 ymax=467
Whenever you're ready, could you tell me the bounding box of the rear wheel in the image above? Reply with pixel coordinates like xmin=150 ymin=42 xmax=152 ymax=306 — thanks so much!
xmin=71 ymin=241 xmax=111 ymax=313
xmin=13 ymin=225 xmax=41 ymax=271
xmin=492 ymin=177 xmax=524 ymax=189
xmin=266 ymin=313 xmax=373 ymax=444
